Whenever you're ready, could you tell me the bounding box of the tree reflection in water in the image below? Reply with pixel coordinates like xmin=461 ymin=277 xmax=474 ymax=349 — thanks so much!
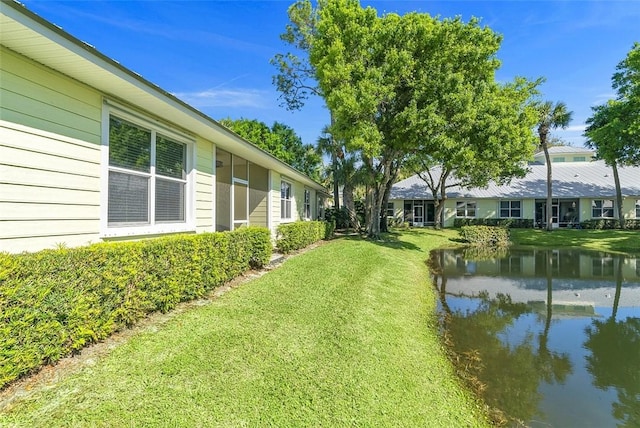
xmin=584 ymin=258 xmax=640 ymax=427
xmin=430 ymin=247 xmax=640 ymax=427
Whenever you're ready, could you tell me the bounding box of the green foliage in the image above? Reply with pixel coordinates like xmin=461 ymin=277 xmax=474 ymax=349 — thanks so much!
xmin=306 ymin=0 xmax=539 ymax=234
xmin=454 ymin=218 xmax=534 ymax=229
xmin=324 ymin=200 xmax=365 ymax=229
xmin=276 ymin=221 xmax=333 ymax=254
xmin=584 ymin=42 xmax=640 ymax=168
xmin=219 ymin=118 xmax=322 ymax=181
xmin=580 ymin=219 xmax=640 ymax=230
xmin=0 ymin=228 xmax=271 ymax=389
xmin=459 ymin=226 xmax=510 ymax=247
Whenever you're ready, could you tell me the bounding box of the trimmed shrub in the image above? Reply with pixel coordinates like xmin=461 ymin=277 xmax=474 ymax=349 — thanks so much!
xmin=0 ymin=227 xmax=271 ymax=390
xmin=454 ymin=218 xmax=534 ymax=228
xmin=459 ymin=225 xmax=510 ymax=247
xmin=581 ymin=218 xmax=640 ymax=230
xmin=276 ymin=221 xmax=333 ymax=254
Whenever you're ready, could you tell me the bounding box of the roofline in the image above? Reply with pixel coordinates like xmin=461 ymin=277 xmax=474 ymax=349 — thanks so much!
xmin=1 ymin=0 xmax=328 ymax=193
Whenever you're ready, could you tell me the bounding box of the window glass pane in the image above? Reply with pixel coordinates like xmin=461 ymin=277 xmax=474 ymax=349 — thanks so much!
xmin=108 ymin=171 xmax=149 ymax=224
xmin=500 ymin=209 xmax=509 ymax=218
xmin=155 ymin=178 xmax=185 ymax=222
xmin=512 ymin=201 xmax=521 ymax=209
xmin=512 ymin=209 xmax=521 ymax=218
xmin=234 ymin=183 xmax=248 ymax=222
xmin=233 ymin=155 xmax=248 ymax=181
xmin=500 ymin=201 xmax=509 ymax=209
xmin=109 ymin=116 xmax=151 ymax=172
xmin=156 ymin=135 xmax=185 ymax=179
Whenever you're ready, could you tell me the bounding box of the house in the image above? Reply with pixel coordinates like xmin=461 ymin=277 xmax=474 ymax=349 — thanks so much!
xmin=389 ymin=146 xmax=640 ymax=228
xmin=0 ymin=1 xmax=328 ymax=253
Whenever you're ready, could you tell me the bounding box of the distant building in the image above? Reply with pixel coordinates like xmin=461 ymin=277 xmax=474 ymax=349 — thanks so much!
xmin=389 ymin=146 xmax=640 ymax=228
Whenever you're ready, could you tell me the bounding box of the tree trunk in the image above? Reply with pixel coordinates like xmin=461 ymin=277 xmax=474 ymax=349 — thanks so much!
xmin=612 ymin=161 xmax=625 ymax=229
xmin=379 ymin=163 xmax=399 ymax=233
xmin=367 ymin=158 xmax=393 ymax=239
xmin=330 ymin=113 xmax=340 ymax=209
xmin=343 ymin=182 xmax=359 ymax=230
xmin=543 ymin=143 xmax=553 ymax=231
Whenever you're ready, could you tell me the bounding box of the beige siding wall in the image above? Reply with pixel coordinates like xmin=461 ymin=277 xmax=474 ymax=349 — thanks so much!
xmin=0 ymin=121 xmax=102 ymax=252
xmin=477 ymin=200 xmax=497 ymax=219
xmin=249 ymin=163 xmax=269 ymax=227
xmin=0 ymin=46 xmax=102 ymax=144
xmin=195 ymin=137 xmax=214 ymax=232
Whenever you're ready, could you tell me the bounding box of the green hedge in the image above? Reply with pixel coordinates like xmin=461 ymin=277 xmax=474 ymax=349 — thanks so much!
xmin=453 ymin=218 xmax=534 ymax=228
xmin=459 ymin=225 xmax=510 ymax=247
xmin=580 ymin=219 xmax=640 ymax=230
xmin=0 ymin=227 xmax=271 ymax=390
xmin=276 ymin=221 xmax=335 ymax=254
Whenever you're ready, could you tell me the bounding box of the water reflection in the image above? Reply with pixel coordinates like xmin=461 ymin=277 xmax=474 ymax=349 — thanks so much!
xmin=430 ymin=248 xmax=640 ymax=427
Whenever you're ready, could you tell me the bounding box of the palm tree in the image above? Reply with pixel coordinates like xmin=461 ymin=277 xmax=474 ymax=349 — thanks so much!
xmin=536 ymin=101 xmax=573 ymax=231
xmin=316 ymin=125 xmax=343 ymax=209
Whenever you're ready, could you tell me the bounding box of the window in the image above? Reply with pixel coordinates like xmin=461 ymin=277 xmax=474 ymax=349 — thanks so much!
xmin=636 ymin=200 xmax=640 ymax=218
xmin=500 ymin=200 xmax=521 ymax=218
xmin=107 ymin=115 xmax=188 ymax=229
xmin=387 ymin=202 xmax=394 ymax=218
xmin=552 ymin=157 xmax=565 ymax=163
xmin=303 ymin=189 xmax=311 ymax=219
xmin=317 ymin=195 xmax=325 ymax=220
xmin=592 ymin=199 xmax=614 ymax=218
xmin=456 ymin=201 xmax=476 ymax=218
xmin=573 ymin=156 xmax=586 ymax=162
xmin=281 ymin=180 xmax=292 ymax=219
xmin=593 ymin=258 xmax=614 ymax=277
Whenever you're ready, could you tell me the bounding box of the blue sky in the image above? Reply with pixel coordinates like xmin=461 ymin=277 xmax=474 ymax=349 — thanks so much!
xmin=22 ymin=0 xmax=640 ymax=148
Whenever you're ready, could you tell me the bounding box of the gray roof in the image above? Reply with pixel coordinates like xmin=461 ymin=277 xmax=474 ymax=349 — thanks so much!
xmin=391 ymin=160 xmax=640 ymax=200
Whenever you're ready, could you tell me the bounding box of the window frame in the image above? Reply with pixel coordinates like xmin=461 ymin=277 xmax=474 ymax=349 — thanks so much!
xmin=280 ymin=180 xmax=293 ymax=221
xmin=636 ymin=199 xmax=640 ymax=218
xmin=591 ymin=199 xmax=615 ymax=219
xmin=303 ymin=189 xmax=312 ymax=220
xmin=456 ymin=201 xmax=477 ymax=218
xmin=499 ymin=200 xmax=522 ymax=218
xmin=386 ymin=202 xmax=395 ymax=218
xmin=101 ymin=105 xmax=195 ymax=238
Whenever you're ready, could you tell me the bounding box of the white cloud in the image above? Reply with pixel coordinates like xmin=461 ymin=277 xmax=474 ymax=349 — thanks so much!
xmin=172 ymin=88 xmax=269 ymax=109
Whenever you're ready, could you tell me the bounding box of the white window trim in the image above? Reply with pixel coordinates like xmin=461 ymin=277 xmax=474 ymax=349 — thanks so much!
xmin=455 ymin=201 xmax=477 ymax=218
xmin=303 ymin=189 xmax=312 ymax=220
xmin=100 ymin=103 xmax=196 ymax=238
xmin=499 ymin=200 xmax=522 ymax=218
xmin=280 ymin=179 xmax=293 ymax=223
xmin=591 ymin=199 xmax=615 ymax=219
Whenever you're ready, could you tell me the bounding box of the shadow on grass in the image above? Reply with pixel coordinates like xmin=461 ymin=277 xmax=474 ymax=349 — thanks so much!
xmin=337 ymin=231 xmax=422 ymax=251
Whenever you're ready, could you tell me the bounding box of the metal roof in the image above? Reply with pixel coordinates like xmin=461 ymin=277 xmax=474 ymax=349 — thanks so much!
xmin=0 ymin=0 xmax=328 ymax=193
xmin=391 ymin=160 xmax=640 ymax=200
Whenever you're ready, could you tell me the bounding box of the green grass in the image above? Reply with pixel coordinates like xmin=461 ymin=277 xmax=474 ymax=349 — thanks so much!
xmin=0 ymin=229 xmax=489 ymax=427
xmin=509 ymin=228 xmax=640 ymax=254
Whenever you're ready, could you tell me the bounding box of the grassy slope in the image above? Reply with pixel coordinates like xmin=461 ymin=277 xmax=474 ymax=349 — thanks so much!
xmin=0 ymin=229 xmax=489 ymax=427
xmin=510 ymin=228 xmax=640 ymax=254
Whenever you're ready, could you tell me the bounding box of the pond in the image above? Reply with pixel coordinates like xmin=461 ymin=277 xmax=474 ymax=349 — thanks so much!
xmin=430 ymin=247 xmax=640 ymax=428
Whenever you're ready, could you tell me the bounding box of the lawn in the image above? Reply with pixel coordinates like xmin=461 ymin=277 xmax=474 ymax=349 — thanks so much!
xmin=509 ymin=228 xmax=640 ymax=254
xmin=0 ymin=229 xmax=489 ymax=427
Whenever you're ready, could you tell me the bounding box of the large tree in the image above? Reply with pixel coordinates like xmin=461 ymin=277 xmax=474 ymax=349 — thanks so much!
xmin=311 ymin=1 xmax=539 ymax=234
xmin=536 ymin=101 xmax=573 ymax=231
xmin=272 ymin=1 xmax=342 ymax=208
xmin=220 ymin=118 xmax=322 ymax=180
xmin=584 ymin=43 xmax=640 ymax=228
